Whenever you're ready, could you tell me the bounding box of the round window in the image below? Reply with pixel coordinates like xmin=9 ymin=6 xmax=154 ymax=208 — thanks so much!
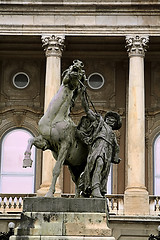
xmin=13 ymin=72 xmax=30 ymax=89
xmin=88 ymin=73 xmax=104 ymax=90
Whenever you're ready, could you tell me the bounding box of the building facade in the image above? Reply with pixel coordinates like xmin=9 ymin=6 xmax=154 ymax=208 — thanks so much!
xmin=0 ymin=1 xmax=160 ymax=239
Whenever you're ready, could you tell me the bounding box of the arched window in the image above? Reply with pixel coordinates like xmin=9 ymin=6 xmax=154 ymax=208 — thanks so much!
xmin=153 ymin=134 xmax=160 ymax=195
xmin=0 ymin=128 xmax=36 ymax=194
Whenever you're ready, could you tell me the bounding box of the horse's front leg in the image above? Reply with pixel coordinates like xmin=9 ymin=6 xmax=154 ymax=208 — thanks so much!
xmin=23 ymin=137 xmax=36 ymax=168
xmin=23 ymin=135 xmax=49 ymax=168
xmin=45 ymin=142 xmax=69 ymax=197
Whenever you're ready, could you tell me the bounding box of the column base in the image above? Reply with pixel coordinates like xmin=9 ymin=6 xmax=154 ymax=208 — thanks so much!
xmin=37 ymin=183 xmax=50 ymax=196
xmin=124 ymin=188 xmax=149 ymax=215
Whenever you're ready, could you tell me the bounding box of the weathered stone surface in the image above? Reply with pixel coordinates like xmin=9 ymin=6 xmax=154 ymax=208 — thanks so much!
xmin=10 ymin=236 xmax=116 ymax=240
xmin=15 ymin=212 xmax=64 ymax=236
xmin=124 ymin=190 xmax=149 ymax=215
xmin=23 ymin=197 xmax=108 ymax=213
xmin=0 ymin=3 xmax=160 ymax=36
xmin=14 ymin=212 xmax=111 ymax=237
xmin=11 ymin=198 xmax=114 ymax=239
xmin=64 ymin=212 xmax=111 ymax=236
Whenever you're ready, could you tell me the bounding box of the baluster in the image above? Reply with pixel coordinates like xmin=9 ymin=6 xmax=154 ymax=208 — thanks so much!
xmin=19 ymin=197 xmax=22 ymax=210
xmin=113 ymin=198 xmax=118 ymax=214
xmin=14 ymin=197 xmax=17 ymax=210
xmin=8 ymin=197 xmax=13 ymax=210
xmin=108 ymin=197 xmax=112 ymax=213
xmin=155 ymin=197 xmax=159 ymax=214
xmin=158 ymin=198 xmax=160 ymax=214
xmin=6 ymin=196 xmax=10 ymax=213
xmin=1 ymin=196 xmax=5 ymax=213
xmin=3 ymin=197 xmax=7 ymax=213
xmin=118 ymin=197 xmax=124 ymax=215
xmin=149 ymin=198 xmax=155 ymax=215
xmin=0 ymin=197 xmax=2 ymax=213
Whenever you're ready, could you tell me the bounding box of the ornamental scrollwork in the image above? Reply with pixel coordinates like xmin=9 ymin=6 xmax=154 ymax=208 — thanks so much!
xmin=126 ymin=35 xmax=149 ymax=57
xmin=41 ymin=34 xmax=65 ymax=57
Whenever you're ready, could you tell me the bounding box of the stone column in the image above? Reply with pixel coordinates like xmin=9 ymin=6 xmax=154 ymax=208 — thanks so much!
xmin=37 ymin=35 xmax=65 ymax=196
xmin=124 ymin=35 xmax=149 ymax=215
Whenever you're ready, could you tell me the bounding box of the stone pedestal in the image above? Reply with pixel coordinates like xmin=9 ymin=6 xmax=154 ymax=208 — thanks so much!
xmin=124 ymin=189 xmax=149 ymax=215
xmin=10 ymin=197 xmax=115 ymax=240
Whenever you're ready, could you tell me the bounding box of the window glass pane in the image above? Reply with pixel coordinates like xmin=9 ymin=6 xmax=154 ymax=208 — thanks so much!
xmin=88 ymin=73 xmax=104 ymax=90
xmin=107 ymin=166 xmax=112 ymax=194
xmin=1 ymin=175 xmax=34 ymax=194
xmin=1 ymin=129 xmax=35 ymax=174
xmin=154 ymin=135 xmax=160 ymax=195
xmin=13 ymin=72 xmax=30 ymax=89
xmin=0 ymin=128 xmax=36 ymax=193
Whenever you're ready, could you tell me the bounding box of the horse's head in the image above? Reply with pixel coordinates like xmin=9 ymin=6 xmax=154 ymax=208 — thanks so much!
xmin=62 ymin=60 xmax=87 ymax=90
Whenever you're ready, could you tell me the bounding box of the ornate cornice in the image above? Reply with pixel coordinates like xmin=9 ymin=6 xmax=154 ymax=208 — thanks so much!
xmin=41 ymin=34 xmax=65 ymax=57
xmin=125 ymin=35 xmax=149 ymax=57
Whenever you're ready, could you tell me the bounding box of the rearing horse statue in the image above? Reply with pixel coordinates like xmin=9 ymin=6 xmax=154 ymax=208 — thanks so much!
xmin=23 ymin=60 xmax=88 ymax=197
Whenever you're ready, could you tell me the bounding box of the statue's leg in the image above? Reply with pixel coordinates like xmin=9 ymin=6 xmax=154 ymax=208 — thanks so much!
xmin=68 ymin=165 xmax=86 ymax=198
xmin=23 ymin=135 xmax=50 ymax=168
xmin=33 ymin=135 xmax=50 ymax=150
xmin=25 ymin=137 xmax=35 ymax=153
xmin=100 ymin=161 xmax=111 ymax=196
xmin=45 ymin=142 xmax=69 ymax=197
xmin=91 ymin=157 xmax=103 ymax=198
xmin=23 ymin=137 xmax=36 ymax=168
xmin=68 ymin=166 xmax=80 ymax=198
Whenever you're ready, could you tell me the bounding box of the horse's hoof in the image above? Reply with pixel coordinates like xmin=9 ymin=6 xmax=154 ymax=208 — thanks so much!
xmin=74 ymin=194 xmax=80 ymax=198
xmin=45 ymin=191 xmax=54 ymax=198
xmin=23 ymin=155 xmax=33 ymax=168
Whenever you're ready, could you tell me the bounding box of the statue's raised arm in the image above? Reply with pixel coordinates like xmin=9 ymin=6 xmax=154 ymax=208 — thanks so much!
xmin=81 ymin=88 xmax=97 ymax=121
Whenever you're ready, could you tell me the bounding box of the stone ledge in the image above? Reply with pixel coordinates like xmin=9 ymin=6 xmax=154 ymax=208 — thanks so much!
xmin=23 ymin=197 xmax=108 ymax=213
xmin=10 ymin=237 xmax=115 ymax=240
xmin=109 ymin=215 xmax=160 ymax=222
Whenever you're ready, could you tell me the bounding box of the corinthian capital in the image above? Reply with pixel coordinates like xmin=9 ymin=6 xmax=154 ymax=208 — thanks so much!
xmin=126 ymin=35 xmax=149 ymax=57
xmin=41 ymin=34 xmax=65 ymax=57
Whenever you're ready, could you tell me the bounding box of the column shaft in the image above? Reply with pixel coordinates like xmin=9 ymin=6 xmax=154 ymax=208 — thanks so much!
xmin=124 ymin=35 xmax=149 ymax=215
xmin=37 ymin=35 xmax=65 ymax=196
xmin=44 ymin=56 xmax=61 ymax=111
xmin=127 ymin=56 xmax=145 ymax=190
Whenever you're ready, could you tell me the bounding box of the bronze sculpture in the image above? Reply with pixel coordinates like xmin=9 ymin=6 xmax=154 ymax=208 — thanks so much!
xmin=23 ymin=60 xmax=88 ymax=197
xmin=77 ymin=88 xmax=122 ymax=198
xmin=23 ymin=60 xmax=122 ymax=198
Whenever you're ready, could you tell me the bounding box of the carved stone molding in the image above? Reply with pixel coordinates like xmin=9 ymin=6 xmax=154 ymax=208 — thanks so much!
xmin=0 ymin=59 xmax=44 ymax=112
xmin=0 ymin=109 xmax=40 ymax=137
xmin=41 ymin=35 xmax=65 ymax=57
xmin=150 ymin=63 xmax=160 ymax=108
xmin=125 ymin=35 xmax=149 ymax=57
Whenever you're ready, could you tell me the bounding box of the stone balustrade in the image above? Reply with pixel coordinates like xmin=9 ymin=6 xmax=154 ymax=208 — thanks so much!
xmin=107 ymin=195 xmax=124 ymax=215
xmin=0 ymin=194 xmax=36 ymax=213
xmin=149 ymin=195 xmax=160 ymax=216
xmin=0 ymin=194 xmax=159 ymax=216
